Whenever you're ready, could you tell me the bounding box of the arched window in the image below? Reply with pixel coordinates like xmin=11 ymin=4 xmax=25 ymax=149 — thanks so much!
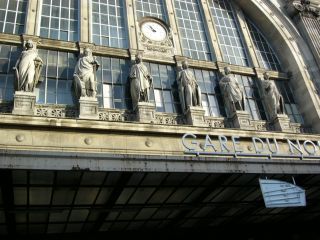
xmin=247 ymin=19 xmax=281 ymax=71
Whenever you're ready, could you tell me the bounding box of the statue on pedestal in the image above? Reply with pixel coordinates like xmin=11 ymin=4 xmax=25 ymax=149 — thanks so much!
xmin=129 ymin=53 xmax=153 ymax=110
xmin=13 ymin=40 xmax=43 ymax=92
xmin=259 ymin=72 xmax=284 ymax=118
xmin=74 ymin=47 xmax=100 ymax=99
xmin=177 ymin=60 xmax=202 ymax=112
xmin=219 ymin=66 xmax=244 ymax=115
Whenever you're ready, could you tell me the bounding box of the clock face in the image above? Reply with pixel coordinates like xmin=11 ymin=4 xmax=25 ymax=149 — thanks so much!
xmin=141 ymin=21 xmax=167 ymax=42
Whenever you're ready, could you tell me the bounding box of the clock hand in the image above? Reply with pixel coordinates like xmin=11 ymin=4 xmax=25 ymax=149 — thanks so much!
xmin=149 ymin=25 xmax=156 ymax=32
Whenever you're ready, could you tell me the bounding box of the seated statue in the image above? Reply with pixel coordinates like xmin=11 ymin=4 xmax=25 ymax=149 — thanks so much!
xmin=259 ymin=72 xmax=284 ymax=119
xmin=74 ymin=47 xmax=100 ymax=99
xmin=13 ymin=40 xmax=43 ymax=92
xmin=219 ymin=66 xmax=244 ymax=115
xmin=129 ymin=53 xmax=153 ymax=110
xmin=177 ymin=60 xmax=202 ymax=112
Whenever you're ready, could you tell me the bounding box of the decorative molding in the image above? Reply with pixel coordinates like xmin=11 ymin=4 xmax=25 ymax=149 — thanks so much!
xmin=98 ymin=109 xmax=135 ymax=122
xmin=155 ymin=112 xmax=184 ymax=125
xmin=205 ymin=116 xmax=225 ymax=128
xmin=35 ymin=105 xmax=78 ymax=118
xmin=0 ymin=33 xmax=21 ymax=45
xmin=251 ymin=120 xmax=269 ymax=131
xmin=292 ymin=0 xmax=320 ymax=19
xmin=138 ymin=17 xmax=175 ymax=58
xmin=216 ymin=62 xmax=255 ymax=76
xmin=37 ymin=38 xmax=78 ymax=52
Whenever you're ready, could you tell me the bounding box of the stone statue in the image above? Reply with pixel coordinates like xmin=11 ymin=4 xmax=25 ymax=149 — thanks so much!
xmin=177 ymin=60 xmax=202 ymax=112
xmin=13 ymin=40 xmax=43 ymax=92
xmin=219 ymin=66 xmax=244 ymax=115
xmin=129 ymin=53 xmax=153 ymax=110
xmin=74 ymin=47 xmax=100 ymax=99
xmin=259 ymin=72 xmax=284 ymax=118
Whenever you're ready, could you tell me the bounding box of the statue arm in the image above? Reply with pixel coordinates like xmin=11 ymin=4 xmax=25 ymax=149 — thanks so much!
xmin=92 ymin=57 xmax=100 ymax=71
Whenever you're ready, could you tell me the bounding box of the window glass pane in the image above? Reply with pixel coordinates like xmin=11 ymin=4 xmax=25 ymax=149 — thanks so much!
xmin=246 ymin=18 xmax=281 ymax=71
xmin=37 ymin=49 xmax=76 ymax=105
xmin=193 ymin=68 xmax=222 ymax=117
xmin=0 ymin=44 xmax=21 ymax=101
xmin=208 ymin=0 xmax=248 ymax=66
xmin=92 ymin=0 xmax=128 ymax=48
xmin=235 ymin=75 xmax=265 ymax=120
xmin=0 ymin=0 xmax=27 ymax=34
xmin=145 ymin=62 xmax=179 ymax=113
xmin=135 ymin=0 xmax=168 ymax=22
xmin=40 ymin=0 xmax=79 ymax=41
xmin=96 ymin=56 xmax=130 ymax=109
xmin=174 ymin=0 xmax=213 ymax=61
xmin=277 ymin=81 xmax=304 ymax=123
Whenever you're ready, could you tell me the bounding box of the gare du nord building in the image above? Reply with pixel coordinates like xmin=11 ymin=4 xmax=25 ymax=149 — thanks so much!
xmin=1 ymin=0 xmax=320 ymax=239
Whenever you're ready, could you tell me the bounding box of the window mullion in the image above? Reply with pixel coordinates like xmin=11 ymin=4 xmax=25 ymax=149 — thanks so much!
xmin=231 ymin=2 xmax=260 ymax=69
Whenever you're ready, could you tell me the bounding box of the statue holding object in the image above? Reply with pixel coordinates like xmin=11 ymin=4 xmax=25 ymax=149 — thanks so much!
xmin=13 ymin=39 xmax=43 ymax=92
xmin=73 ymin=47 xmax=100 ymax=99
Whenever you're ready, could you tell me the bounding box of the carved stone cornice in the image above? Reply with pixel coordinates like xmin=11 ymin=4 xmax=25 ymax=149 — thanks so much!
xmin=287 ymin=0 xmax=320 ymax=19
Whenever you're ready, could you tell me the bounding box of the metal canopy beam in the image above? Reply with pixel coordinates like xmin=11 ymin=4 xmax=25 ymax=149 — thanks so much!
xmin=1 ymin=149 xmax=320 ymax=174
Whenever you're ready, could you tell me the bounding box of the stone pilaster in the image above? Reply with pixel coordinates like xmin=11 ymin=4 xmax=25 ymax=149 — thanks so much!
xmin=135 ymin=102 xmax=156 ymax=123
xmin=165 ymin=0 xmax=183 ymax=56
xmin=12 ymin=91 xmax=36 ymax=116
xmin=126 ymin=0 xmax=138 ymax=50
xmin=79 ymin=97 xmax=99 ymax=120
xmin=185 ymin=106 xmax=206 ymax=127
xmin=80 ymin=0 xmax=90 ymax=43
xmin=201 ymin=0 xmax=224 ymax=62
xmin=272 ymin=114 xmax=292 ymax=132
xmin=231 ymin=1 xmax=260 ymax=68
xmin=230 ymin=110 xmax=254 ymax=130
xmin=25 ymin=0 xmax=41 ymax=36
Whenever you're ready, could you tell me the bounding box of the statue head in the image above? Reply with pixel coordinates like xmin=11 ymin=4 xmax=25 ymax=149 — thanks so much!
xmin=263 ymin=72 xmax=270 ymax=80
xmin=25 ymin=40 xmax=34 ymax=49
xmin=83 ymin=47 xmax=92 ymax=56
xmin=224 ymin=66 xmax=231 ymax=75
xmin=182 ymin=60 xmax=189 ymax=70
xmin=135 ymin=53 xmax=143 ymax=63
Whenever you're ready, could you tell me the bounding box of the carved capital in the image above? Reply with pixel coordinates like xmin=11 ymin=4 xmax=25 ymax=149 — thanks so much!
xmin=76 ymin=42 xmax=95 ymax=53
xmin=288 ymin=0 xmax=320 ymax=19
xmin=21 ymin=34 xmax=41 ymax=46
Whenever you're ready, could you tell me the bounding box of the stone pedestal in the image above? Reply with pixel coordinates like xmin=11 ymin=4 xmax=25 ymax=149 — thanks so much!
xmin=185 ymin=106 xmax=205 ymax=126
xmin=79 ymin=96 xmax=99 ymax=120
xmin=135 ymin=102 xmax=156 ymax=123
xmin=230 ymin=111 xmax=254 ymax=130
xmin=12 ymin=91 xmax=36 ymax=116
xmin=272 ymin=114 xmax=291 ymax=132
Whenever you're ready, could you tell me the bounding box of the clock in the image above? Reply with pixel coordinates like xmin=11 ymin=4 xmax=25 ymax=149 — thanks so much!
xmin=141 ymin=20 xmax=167 ymax=42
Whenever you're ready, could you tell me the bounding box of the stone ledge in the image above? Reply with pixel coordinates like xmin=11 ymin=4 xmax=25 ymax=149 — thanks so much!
xmin=0 ymin=114 xmax=318 ymax=139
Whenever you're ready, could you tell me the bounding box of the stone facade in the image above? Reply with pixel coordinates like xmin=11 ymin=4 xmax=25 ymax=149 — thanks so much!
xmin=0 ymin=0 xmax=319 ymax=160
